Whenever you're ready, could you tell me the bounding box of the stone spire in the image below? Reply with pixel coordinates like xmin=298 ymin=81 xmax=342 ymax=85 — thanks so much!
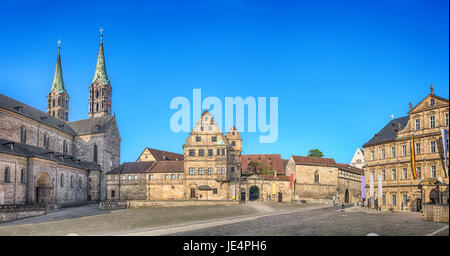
xmin=89 ymin=29 xmax=112 ymax=119
xmin=92 ymin=29 xmax=109 ymax=85
xmin=51 ymin=40 xmax=66 ymax=94
xmin=47 ymin=40 xmax=69 ymax=121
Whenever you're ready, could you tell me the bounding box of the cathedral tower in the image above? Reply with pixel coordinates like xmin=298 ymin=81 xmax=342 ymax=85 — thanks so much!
xmin=89 ymin=30 xmax=112 ymax=119
xmin=47 ymin=41 xmax=69 ymax=121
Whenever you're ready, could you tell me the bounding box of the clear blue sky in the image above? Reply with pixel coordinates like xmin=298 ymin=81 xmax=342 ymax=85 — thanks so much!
xmin=0 ymin=0 xmax=448 ymax=164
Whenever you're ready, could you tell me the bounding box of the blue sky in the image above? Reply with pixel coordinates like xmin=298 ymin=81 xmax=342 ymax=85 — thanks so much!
xmin=0 ymin=0 xmax=448 ymax=164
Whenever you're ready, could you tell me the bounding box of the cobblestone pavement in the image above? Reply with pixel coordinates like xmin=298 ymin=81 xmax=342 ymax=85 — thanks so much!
xmin=0 ymin=203 xmax=447 ymax=236
xmin=0 ymin=204 xmax=258 ymax=236
xmin=170 ymin=206 xmax=449 ymax=236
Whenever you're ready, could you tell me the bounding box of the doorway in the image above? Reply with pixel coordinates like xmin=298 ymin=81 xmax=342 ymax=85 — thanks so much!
xmin=344 ymin=189 xmax=349 ymax=203
xmin=190 ymin=188 xmax=196 ymax=199
xmin=278 ymin=192 xmax=283 ymax=202
xmin=240 ymin=188 xmax=246 ymax=202
xmin=35 ymin=173 xmax=53 ymax=204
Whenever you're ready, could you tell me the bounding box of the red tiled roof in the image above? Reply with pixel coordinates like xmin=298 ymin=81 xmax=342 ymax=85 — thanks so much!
xmin=108 ymin=161 xmax=155 ymax=174
xmin=145 ymin=147 xmax=184 ymax=161
xmin=291 ymin=156 xmax=336 ymax=166
xmin=258 ymin=175 xmax=291 ymax=181
xmin=241 ymin=154 xmax=285 ymax=175
xmin=148 ymin=160 xmax=184 ymax=173
xmin=334 ymin=163 xmax=363 ymax=175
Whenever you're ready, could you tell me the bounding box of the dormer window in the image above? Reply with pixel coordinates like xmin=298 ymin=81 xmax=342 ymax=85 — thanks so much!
xmin=14 ymin=106 xmax=24 ymax=112
xmin=430 ymin=99 xmax=435 ymax=106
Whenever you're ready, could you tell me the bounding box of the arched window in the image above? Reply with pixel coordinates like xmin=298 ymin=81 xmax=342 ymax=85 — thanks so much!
xmin=60 ymin=173 xmax=64 ymax=187
xmin=63 ymin=140 xmax=67 ymax=155
xmin=4 ymin=167 xmax=10 ymax=183
xmin=20 ymin=126 xmax=26 ymax=143
xmin=314 ymin=171 xmax=320 ymax=184
xmin=20 ymin=169 xmax=25 ymax=184
xmin=96 ymin=103 xmax=99 ymax=111
xmin=93 ymin=144 xmax=98 ymax=163
xmin=95 ymin=90 xmax=99 ymax=99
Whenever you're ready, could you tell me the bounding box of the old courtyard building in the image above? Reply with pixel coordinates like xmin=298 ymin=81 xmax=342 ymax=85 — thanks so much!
xmin=286 ymin=156 xmax=363 ymax=204
xmin=0 ymin=33 xmax=120 ymax=205
xmin=107 ymin=111 xmax=294 ymax=203
xmin=363 ymin=86 xmax=449 ymax=212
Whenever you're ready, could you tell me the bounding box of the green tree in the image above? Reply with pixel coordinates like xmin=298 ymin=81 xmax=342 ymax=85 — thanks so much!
xmin=308 ymin=149 xmax=324 ymax=158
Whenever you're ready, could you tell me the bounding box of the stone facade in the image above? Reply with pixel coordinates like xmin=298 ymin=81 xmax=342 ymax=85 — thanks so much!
xmin=106 ymin=111 xmax=352 ymax=205
xmin=363 ymin=87 xmax=449 ymax=212
xmin=286 ymin=156 xmax=363 ymax=204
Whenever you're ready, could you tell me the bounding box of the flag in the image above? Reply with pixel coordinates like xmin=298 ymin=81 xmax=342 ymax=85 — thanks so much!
xmin=369 ymin=172 xmax=374 ymax=198
xmin=441 ymin=129 xmax=448 ymax=177
xmin=411 ymin=135 xmax=418 ymax=179
xmin=378 ymin=175 xmax=383 ymax=201
xmin=361 ymin=175 xmax=366 ymax=199
xmin=232 ymin=184 xmax=236 ymax=200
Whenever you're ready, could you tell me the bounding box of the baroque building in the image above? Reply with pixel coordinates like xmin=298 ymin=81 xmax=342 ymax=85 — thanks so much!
xmin=0 ymin=33 xmax=120 ymax=205
xmin=362 ymin=86 xmax=449 ymax=212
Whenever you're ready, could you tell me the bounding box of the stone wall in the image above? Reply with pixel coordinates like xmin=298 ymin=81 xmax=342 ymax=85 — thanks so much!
xmin=0 ymin=110 xmax=74 ymax=155
xmin=73 ymin=119 xmax=120 ymax=201
xmin=423 ymin=204 xmax=449 ymax=223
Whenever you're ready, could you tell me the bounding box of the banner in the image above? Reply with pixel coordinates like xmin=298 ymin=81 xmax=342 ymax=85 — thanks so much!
xmin=361 ymin=175 xmax=366 ymax=199
xmin=272 ymin=183 xmax=276 ymax=194
xmin=232 ymin=184 xmax=236 ymax=200
xmin=441 ymin=129 xmax=448 ymax=177
xmin=411 ymin=135 xmax=418 ymax=179
xmin=378 ymin=175 xmax=383 ymax=201
xmin=369 ymin=172 xmax=374 ymax=198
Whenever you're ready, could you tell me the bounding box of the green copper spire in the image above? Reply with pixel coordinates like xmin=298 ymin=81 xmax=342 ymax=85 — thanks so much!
xmin=51 ymin=40 xmax=66 ymax=94
xmin=92 ymin=29 xmax=109 ymax=85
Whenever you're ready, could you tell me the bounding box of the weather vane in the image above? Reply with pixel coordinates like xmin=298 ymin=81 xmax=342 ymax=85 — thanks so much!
xmin=57 ymin=39 xmax=61 ymax=53
xmin=99 ymin=28 xmax=104 ymax=39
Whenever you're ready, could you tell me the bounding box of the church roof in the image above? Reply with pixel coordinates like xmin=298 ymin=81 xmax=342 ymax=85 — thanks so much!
xmin=92 ymin=33 xmax=109 ymax=85
xmin=69 ymin=115 xmax=115 ymax=135
xmin=51 ymin=44 xmax=66 ymax=94
xmin=0 ymin=138 xmax=99 ymax=170
xmin=0 ymin=93 xmax=76 ymax=135
xmin=362 ymin=116 xmax=409 ymax=148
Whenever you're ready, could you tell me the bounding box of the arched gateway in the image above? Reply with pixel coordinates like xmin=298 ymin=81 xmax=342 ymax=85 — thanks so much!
xmin=249 ymin=186 xmax=260 ymax=201
xmin=35 ymin=173 xmax=53 ymax=204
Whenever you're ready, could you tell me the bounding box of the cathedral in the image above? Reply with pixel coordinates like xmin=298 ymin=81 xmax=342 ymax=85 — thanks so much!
xmin=0 ymin=33 xmax=121 ymax=206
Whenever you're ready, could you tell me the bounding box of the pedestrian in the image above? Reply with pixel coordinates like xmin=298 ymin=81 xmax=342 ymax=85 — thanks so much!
xmin=341 ymin=203 xmax=345 ymax=211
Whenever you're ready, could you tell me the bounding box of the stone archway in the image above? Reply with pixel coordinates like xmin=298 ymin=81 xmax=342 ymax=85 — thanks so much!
xmin=249 ymin=186 xmax=260 ymax=201
xmin=345 ymin=189 xmax=350 ymax=203
xmin=35 ymin=173 xmax=53 ymax=204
